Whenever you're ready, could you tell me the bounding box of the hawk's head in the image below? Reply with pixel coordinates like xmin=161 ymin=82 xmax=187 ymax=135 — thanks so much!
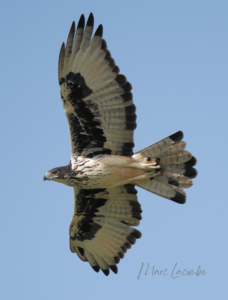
xmin=43 ymin=162 xmax=72 ymax=186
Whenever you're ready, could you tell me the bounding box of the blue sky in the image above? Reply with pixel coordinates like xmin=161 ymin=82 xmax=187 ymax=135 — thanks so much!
xmin=1 ymin=0 xmax=228 ymax=299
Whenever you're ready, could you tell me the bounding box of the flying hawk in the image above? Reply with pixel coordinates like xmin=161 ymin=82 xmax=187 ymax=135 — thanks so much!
xmin=43 ymin=13 xmax=197 ymax=276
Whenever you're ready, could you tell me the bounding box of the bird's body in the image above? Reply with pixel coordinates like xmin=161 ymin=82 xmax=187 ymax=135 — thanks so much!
xmin=70 ymin=155 xmax=145 ymax=188
xmin=44 ymin=13 xmax=198 ymax=276
xmin=51 ymin=154 xmax=158 ymax=188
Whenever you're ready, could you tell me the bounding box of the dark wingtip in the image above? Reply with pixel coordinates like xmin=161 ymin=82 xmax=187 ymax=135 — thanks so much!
xmin=184 ymin=167 xmax=198 ymax=179
xmin=101 ymin=39 xmax=107 ymax=50
xmin=70 ymin=21 xmax=75 ymax=32
xmin=132 ymin=211 xmax=142 ymax=220
xmin=109 ymin=265 xmax=118 ymax=274
xmin=124 ymin=241 xmax=131 ymax=249
xmin=94 ymin=24 xmax=103 ymax=37
xmin=114 ymin=256 xmax=120 ymax=264
xmin=112 ymin=65 xmax=120 ymax=74
xmin=102 ymin=268 xmax=110 ymax=276
xmin=131 ymin=229 xmax=142 ymax=239
xmin=115 ymin=74 xmax=127 ymax=86
xmin=92 ymin=265 xmax=100 ymax=273
xmin=125 ymin=122 xmax=137 ymax=131
xmin=77 ymin=14 xmax=85 ymax=29
xmin=171 ymin=191 xmax=186 ymax=204
xmin=122 ymin=82 xmax=132 ymax=92
xmin=121 ymin=245 xmax=127 ymax=253
xmin=127 ymin=235 xmax=136 ymax=245
xmin=109 ymin=58 xmax=115 ymax=69
xmin=105 ymin=50 xmax=111 ymax=61
xmin=125 ymin=104 xmax=136 ymax=115
xmin=86 ymin=12 xmax=94 ymax=27
xmin=61 ymin=42 xmax=65 ymax=50
xmin=186 ymin=156 xmax=197 ymax=167
xmin=169 ymin=131 xmax=184 ymax=142
xmin=122 ymin=92 xmax=133 ymax=102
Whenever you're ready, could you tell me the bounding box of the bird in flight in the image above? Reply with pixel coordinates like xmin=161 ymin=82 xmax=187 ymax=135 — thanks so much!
xmin=43 ymin=13 xmax=197 ymax=276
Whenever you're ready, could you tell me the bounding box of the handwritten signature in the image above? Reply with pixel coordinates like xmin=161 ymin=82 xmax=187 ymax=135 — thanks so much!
xmin=137 ymin=263 xmax=207 ymax=279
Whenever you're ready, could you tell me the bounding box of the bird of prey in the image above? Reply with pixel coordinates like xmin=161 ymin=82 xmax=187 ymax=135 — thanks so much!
xmin=43 ymin=13 xmax=197 ymax=276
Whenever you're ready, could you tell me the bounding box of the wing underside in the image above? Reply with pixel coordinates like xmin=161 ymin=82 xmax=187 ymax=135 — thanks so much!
xmin=69 ymin=184 xmax=142 ymax=275
xmin=59 ymin=13 xmax=136 ymax=158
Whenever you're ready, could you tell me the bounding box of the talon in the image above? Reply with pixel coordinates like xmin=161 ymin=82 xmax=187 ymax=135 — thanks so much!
xmin=143 ymin=164 xmax=161 ymax=171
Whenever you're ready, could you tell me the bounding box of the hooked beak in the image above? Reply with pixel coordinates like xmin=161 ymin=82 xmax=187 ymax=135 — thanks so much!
xmin=43 ymin=174 xmax=49 ymax=181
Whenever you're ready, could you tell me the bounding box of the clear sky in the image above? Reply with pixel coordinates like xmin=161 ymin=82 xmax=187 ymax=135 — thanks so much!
xmin=1 ymin=0 xmax=228 ymax=299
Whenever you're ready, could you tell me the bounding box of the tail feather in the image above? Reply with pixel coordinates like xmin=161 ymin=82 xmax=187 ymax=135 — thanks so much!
xmin=135 ymin=131 xmax=197 ymax=204
xmin=161 ymin=170 xmax=193 ymax=189
xmin=137 ymin=178 xmax=186 ymax=204
xmin=159 ymin=141 xmax=186 ymax=157
xmin=159 ymin=150 xmax=192 ymax=166
xmin=135 ymin=131 xmax=184 ymax=157
xmin=166 ymin=156 xmax=198 ymax=179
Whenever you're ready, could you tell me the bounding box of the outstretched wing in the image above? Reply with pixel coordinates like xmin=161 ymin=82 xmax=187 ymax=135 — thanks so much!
xmin=69 ymin=185 xmax=142 ymax=275
xmin=59 ymin=13 xmax=136 ymax=158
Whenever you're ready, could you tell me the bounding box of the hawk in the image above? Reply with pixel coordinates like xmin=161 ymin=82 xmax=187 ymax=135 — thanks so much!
xmin=43 ymin=13 xmax=197 ymax=276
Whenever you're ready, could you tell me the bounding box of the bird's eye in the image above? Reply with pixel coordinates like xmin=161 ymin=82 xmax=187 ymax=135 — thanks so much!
xmin=52 ymin=171 xmax=59 ymax=175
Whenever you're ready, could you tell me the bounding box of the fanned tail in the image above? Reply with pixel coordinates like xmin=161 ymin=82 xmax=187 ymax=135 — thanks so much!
xmin=134 ymin=131 xmax=197 ymax=204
